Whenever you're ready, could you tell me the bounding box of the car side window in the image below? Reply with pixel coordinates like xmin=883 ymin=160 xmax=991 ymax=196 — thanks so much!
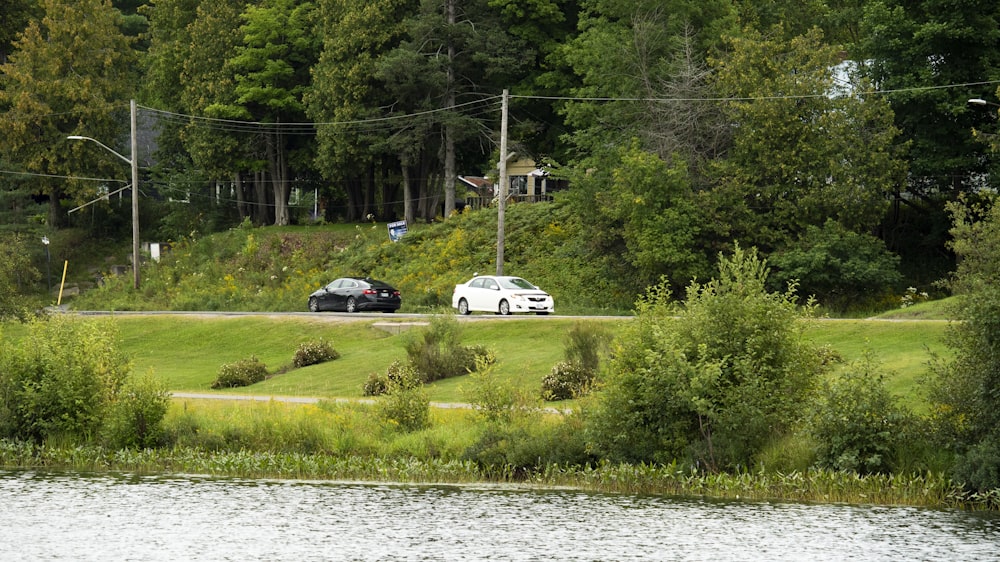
xmin=470 ymin=278 xmax=483 ymax=289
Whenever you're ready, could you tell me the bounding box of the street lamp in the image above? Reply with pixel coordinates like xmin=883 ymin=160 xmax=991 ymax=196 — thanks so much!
xmin=67 ymin=99 xmax=140 ymax=289
xmin=968 ymin=98 xmax=1000 ymax=108
xmin=41 ymin=236 xmax=50 ymax=293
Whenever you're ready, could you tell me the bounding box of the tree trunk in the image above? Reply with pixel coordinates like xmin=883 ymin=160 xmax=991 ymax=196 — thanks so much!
xmin=402 ymin=158 xmax=415 ymax=225
xmin=269 ymin=132 xmax=290 ymax=227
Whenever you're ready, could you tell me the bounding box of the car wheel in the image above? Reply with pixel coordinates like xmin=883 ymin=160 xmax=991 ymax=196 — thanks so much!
xmin=346 ymin=296 xmax=357 ymax=313
xmin=308 ymin=297 xmax=320 ymax=312
xmin=498 ymin=299 xmax=511 ymax=315
xmin=458 ymin=298 xmax=470 ymax=315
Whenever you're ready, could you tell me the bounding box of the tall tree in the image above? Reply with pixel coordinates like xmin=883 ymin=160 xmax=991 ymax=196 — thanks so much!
xmin=859 ymin=1 xmax=1000 ymax=206
xmin=306 ymin=0 xmax=415 ymax=222
xmin=0 ymin=0 xmax=39 ymax=64
xmin=710 ymin=26 xmax=906 ymax=250
xmin=179 ymin=0 xmax=262 ymax=223
xmin=227 ymin=0 xmax=319 ymax=226
xmin=0 ymin=0 xmax=136 ymax=228
xmin=378 ymin=0 xmax=530 ymax=220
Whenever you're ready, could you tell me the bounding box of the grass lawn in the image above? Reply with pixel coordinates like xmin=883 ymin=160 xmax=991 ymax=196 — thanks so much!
xmin=4 ymin=308 xmax=956 ymax=409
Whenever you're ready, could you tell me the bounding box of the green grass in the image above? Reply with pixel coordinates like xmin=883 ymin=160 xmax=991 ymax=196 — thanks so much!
xmin=16 ymin=312 xmax=945 ymax=411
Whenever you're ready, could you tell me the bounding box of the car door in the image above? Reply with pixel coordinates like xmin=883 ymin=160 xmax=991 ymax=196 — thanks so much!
xmin=316 ymin=279 xmax=343 ymax=310
xmin=332 ymin=278 xmax=358 ymax=310
xmin=462 ymin=277 xmax=485 ymax=311
xmin=470 ymin=277 xmax=500 ymax=311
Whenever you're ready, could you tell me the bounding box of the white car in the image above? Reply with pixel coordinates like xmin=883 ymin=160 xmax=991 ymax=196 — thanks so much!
xmin=452 ymin=275 xmax=554 ymax=315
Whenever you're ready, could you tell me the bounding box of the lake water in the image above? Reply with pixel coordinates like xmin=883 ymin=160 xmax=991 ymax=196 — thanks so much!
xmin=2 ymin=469 xmax=998 ymax=561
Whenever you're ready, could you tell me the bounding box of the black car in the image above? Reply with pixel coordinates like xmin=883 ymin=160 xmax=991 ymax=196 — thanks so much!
xmin=308 ymin=277 xmax=401 ymax=313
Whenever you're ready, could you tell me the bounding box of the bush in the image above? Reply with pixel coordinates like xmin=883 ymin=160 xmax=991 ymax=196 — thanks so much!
xmin=0 ymin=316 xmax=130 ymax=443
xmin=293 ymin=339 xmax=340 ymax=368
xmin=809 ymin=354 xmax=911 ymax=475
xmin=377 ymin=368 xmax=429 ymax=432
xmin=587 ymin=244 xmax=825 ymax=471
xmin=363 ymin=360 xmax=416 ymax=397
xmin=541 ymin=322 xmax=611 ymax=401
xmin=564 ymin=321 xmax=612 ymax=373
xmin=404 ymin=316 xmax=494 ymax=382
xmin=953 ymin=430 xmax=1000 ymax=493
xmin=212 ymin=356 xmax=268 ymax=389
xmin=541 ymin=361 xmax=593 ymax=401
xmin=768 ymin=219 xmax=903 ymax=312
xmin=102 ymin=371 xmax=171 ymax=449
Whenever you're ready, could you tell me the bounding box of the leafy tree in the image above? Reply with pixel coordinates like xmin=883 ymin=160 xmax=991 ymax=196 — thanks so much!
xmin=928 ymin=195 xmax=1000 ymax=491
xmin=226 ymin=0 xmax=320 ymax=226
xmin=710 ymin=26 xmax=906 ymax=251
xmin=859 ymin=1 xmax=1000 ymax=276
xmin=587 ymin=245 xmax=824 ymax=471
xmin=569 ymin=141 xmax=710 ymax=291
xmin=306 ymin=0 xmax=414 ymax=222
xmin=768 ymin=219 xmax=903 ymax=311
xmin=0 ymin=0 xmax=136 ymax=228
xmin=859 ymin=0 xmax=1000 ymax=200
xmin=0 ymin=233 xmax=42 ymax=319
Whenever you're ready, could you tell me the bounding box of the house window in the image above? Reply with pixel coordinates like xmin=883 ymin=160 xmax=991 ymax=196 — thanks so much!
xmin=510 ymin=176 xmax=527 ymax=195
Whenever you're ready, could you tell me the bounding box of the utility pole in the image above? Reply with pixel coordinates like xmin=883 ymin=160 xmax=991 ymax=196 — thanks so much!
xmin=130 ymin=99 xmax=140 ymax=289
xmin=496 ymin=89 xmax=512 ymax=276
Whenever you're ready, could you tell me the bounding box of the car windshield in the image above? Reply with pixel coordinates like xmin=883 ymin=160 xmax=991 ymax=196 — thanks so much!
xmin=500 ymin=277 xmax=537 ymax=290
xmin=366 ymin=280 xmax=393 ymax=290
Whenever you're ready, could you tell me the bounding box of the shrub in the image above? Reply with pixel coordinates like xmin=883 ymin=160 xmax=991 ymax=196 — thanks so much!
xmin=404 ymin=316 xmax=494 ymax=382
xmin=377 ymin=368 xmax=429 ymax=432
xmin=809 ymin=354 xmax=911 ymax=475
xmin=0 ymin=315 xmax=130 ymax=443
xmin=212 ymin=356 xmax=267 ymax=389
xmin=542 ymin=322 xmax=611 ymax=401
xmin=541 ymin=361 xmax=593 ymax=401
xmin=587 ymin=244 xmax=825 ymax=471
xmin=293 ymin=339 xmax=340 ymax=368
xmin=767 ymin=219 xmax=903 ymax=312
xmin=102 ymin=371 xmax=171 ymax=449
xmin=564 ymin=321 xmax=612 ymax=373
xmin=363 ymin=360 xmax=416 ymax=397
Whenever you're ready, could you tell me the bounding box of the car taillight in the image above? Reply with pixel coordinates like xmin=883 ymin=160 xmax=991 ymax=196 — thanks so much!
xmin=393 ymin=291 xmax=400 ymax=296
xmin=363 ymin=289 xmax=377 ymax=295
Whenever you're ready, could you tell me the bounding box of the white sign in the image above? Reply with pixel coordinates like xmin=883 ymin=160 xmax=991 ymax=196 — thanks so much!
xmin=388 ymin=220 xmax=407 ymax=242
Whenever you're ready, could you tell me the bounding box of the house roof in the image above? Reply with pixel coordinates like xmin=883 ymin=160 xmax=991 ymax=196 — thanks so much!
xmin=458 ymin=176 xmax=493 ymax=189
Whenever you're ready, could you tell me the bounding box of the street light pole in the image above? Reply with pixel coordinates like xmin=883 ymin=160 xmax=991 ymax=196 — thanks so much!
xmin=68 ymin=99 xmax=140 ymax=289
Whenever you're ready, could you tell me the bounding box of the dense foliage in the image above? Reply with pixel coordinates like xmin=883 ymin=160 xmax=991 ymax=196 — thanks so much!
xmin=6 ymin=0 xmax=995 ymax=313
xmin=928 ymin=195 xmax=1000 ymax=492
xmin=0 ymin=315 xmax=169 ymax=448
xmin=587 ymin=245 xmax=825 ymax=471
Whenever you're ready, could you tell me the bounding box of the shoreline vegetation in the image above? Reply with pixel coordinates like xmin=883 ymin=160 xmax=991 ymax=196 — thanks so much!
xmin=4 ymin=303 xmax=992 ymax=510
xmin=2 ymin=438 xmax=993 ymax=510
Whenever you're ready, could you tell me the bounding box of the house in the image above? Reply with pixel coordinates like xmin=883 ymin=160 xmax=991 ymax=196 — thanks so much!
xmin=458 ymin=158 xmax=568 ymax=210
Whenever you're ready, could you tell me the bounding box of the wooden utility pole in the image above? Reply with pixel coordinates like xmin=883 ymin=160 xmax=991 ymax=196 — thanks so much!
xmin=496 ymin=89 xmax=511 ymax=275
xmin=130 ymin=99 xmax=140 ymax=289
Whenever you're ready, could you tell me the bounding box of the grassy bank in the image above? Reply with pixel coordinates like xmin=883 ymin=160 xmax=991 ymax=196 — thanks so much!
xmin=76 ymin=313 xmax=949 ymax=406
xmin=3 ymin=308 xmax=974 ymax=508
